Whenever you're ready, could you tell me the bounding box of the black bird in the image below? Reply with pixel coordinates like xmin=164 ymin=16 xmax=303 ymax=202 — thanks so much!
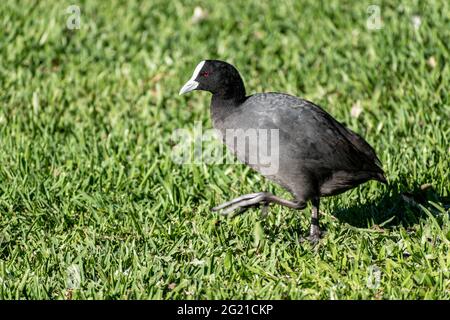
xmin=180 ymin=60 xmax=387 ymax=243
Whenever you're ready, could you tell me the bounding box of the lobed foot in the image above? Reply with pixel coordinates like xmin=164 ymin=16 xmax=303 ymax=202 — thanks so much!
xmin=300 ymin=230 xmax=327 ymax=245
xmin=212 ymin=192 xmax=269 ymax=216
xmin=212 ymin=192 xmax=305 ymax=218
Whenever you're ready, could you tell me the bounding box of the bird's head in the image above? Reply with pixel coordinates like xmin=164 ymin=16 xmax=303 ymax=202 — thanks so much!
xmin=179 ymin=60 xmax=245 ymax=100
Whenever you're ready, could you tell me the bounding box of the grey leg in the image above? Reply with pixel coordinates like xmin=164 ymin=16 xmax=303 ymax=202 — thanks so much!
xmin=309 ymin=197 xmax=322 ymax=243
xmin=212 ymin=192 xmax=306 ymax=216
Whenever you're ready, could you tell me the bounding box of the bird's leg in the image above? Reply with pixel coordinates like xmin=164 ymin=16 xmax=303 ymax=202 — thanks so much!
xmin=212 ymin=192 xmax=306 ymax=216
xmin=308 ymin=197 xmax=323 ymax=244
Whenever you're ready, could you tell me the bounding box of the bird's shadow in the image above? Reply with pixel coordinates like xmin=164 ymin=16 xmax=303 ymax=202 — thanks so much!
xmin=331 ymin=181 xmax=448 ymax=229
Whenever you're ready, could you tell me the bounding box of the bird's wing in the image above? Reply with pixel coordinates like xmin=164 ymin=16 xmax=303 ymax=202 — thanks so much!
xmin=300 ymin=98 xmax=384 ymax=169
xmin=243 ymin=93 xmax=384 ymax=173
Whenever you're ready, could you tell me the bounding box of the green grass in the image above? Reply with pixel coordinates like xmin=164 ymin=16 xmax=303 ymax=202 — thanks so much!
xmin=0 ymin=0 xmax=449 ymax=299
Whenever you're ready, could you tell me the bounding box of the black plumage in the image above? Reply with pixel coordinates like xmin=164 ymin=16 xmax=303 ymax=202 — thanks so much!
xmin=180 ymin=60 xmax=386 ymax=242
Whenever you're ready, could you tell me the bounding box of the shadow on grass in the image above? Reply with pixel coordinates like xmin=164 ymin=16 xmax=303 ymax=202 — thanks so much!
xmin=332 ymin=182 xmax=449 ymax=229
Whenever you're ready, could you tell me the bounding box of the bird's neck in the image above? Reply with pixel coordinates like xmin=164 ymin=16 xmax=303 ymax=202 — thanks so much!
xmin=210 ymin=94 xmax=246 ymax=128
xmin=211 ymin=94 xmax=243 ymax=108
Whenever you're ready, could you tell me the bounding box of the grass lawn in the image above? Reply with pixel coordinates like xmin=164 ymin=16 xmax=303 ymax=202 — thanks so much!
xmin=0 ymin=0 xmax=449 ymax=299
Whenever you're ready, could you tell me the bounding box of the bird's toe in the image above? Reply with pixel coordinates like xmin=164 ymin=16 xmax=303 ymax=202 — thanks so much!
xmin=300 ymin=230 xmax=327 ymax=245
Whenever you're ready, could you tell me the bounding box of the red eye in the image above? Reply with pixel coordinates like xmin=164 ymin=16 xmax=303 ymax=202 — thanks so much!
xmin=200 ymin=71 xmax=209 ymax=77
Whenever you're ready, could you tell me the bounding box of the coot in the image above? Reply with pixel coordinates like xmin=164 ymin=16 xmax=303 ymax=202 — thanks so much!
xmin=180 ymin=60 xmax=386 ymax=243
